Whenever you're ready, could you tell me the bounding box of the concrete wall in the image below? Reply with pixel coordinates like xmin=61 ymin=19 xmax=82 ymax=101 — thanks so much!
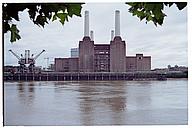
xmin=55 ymin=58 xmax=79 ymax=72
xmin=68 ymin=58 xmax=79 ymax=72
xmin=79 ymin=37 xmax=94 ymax=72
xmin=126 ymin=54 xmax=151 ymax=71
xmin=136 ymin=54 xmax=151 ymax=71
xmin=55 ymin=58 xmax=69 ymax=72
xmin=141 ymin=56 xmax=151 ymax=71
xmin=126 ymin=57 xmax=136 ymax=71
xmin=110 ymin=36 xmax=126 ymax=72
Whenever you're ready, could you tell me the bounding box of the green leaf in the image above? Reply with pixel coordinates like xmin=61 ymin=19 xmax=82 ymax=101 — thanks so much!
xmin=144 ymin=3 xmax=155 ymax=11
xmin=126 ymin=2 xmax=136 ymax=7
xmin=175 ymin=2 xmax=187 ymax=10
xmin=52 ymin=14 xmax=57 ymax=21
xmin=164 ymin=2 xmax=173 ymax=7
xmin=67 ymin=4 xmax=82 ymax=17
xmin=28 ymin=9 xmax=36 ymax=21
xmin=57 ymin=13 xmax=68 ymax=25
xmin=140 ymin=15 xmax=146 ymax=21
xmin=4 ymin=22 xmax=10 ymax=33
xmin=10 ymin=24 xmax=21 ymax=42
xmin=4 ymin=3 xmax=84 ymax=42
xmin=35 ymin=15 xmax=48 ymax=27
xmin=146 ymin=15 xmax=153 ymax=21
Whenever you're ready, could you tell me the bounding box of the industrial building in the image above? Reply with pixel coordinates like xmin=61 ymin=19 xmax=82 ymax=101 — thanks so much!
xmin=55 ymin=10 xmax=151 ymax=72
xmin=70 ymin=48 xmax=79 ymax=58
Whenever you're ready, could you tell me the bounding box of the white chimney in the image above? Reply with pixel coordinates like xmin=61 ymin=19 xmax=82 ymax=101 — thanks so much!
xmin=115 ymin=10 xmax=120 ymax=36
xmin=90 ymin=30 xmax=94 ymax=41
xmin=84 ymin=10 xmax=89 ymax=37
xmin=111 ymin=30 xmax=114 ymax=41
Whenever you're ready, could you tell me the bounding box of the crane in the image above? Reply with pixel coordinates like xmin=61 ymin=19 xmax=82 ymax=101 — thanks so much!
xmin=8 ymin=50 xmax=21 ymax=60
xmin=28 ymin=50 xmax=45 ymax=72
xmin=9 ymin=49 xmax=45 ymax=73
xmin=34 ymin=50 xmax=45 ymax=60
xmin=9 ymin=50 xmax=26 ymax=73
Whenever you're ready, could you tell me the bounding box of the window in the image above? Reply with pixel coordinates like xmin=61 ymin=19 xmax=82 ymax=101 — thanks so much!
xmin=99 ymin=51 xmax=104 ymax=54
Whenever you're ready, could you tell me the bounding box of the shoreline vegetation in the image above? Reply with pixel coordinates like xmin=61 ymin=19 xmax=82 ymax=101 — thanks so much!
xmin=166 ymin=71 xmax=187 ymax=78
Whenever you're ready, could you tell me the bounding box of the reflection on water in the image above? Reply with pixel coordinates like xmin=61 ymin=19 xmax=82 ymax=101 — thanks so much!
xmin=17 ymin=82 xmax=35 ymax=106
xmin=4 ymin=79 xmax=188 ymax=125
xmin=77 ymin=81 xmax=127 ymax=125
xmin=126 ymin=81 xmax=152 ymax=110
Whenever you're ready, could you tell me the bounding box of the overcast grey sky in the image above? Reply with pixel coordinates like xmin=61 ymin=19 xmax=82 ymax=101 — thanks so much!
xmin=4 ymin=3 xmax=187 ymax=69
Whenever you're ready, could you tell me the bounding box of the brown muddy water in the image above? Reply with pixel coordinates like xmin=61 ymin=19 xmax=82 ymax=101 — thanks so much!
xmin=4 ymin=79 xmax=188 ymax=125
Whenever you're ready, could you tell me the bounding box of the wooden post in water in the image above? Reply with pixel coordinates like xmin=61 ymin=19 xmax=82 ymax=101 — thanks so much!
xmin=25 ymin=73 xmax=27 ymax=81
xmin=47 ymin=73 xmax=48 ymax=81
xmin=102 ymin=73 xmax=103 ymax=81
xmin=33 ymin=73 xmax=34 ymax=81
xmin=18 ymin=74 xmax=20 ymax=81
xmin=70 ymin=73 xmax=72 ymax=81
xmin=116 ymin=73 xmax=118 ymax=80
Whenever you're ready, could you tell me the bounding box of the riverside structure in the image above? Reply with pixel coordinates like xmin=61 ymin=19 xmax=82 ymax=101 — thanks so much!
xmin=55 ymin=10 xmax=151 ymax=72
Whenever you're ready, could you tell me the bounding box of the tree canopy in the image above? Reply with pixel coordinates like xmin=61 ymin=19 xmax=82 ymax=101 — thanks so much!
xmin=126 ymin=2 xmax=187 ymax=26
xmin=3 ymin=2 xmax=187 ymax=43
xmin=3 ymin=3 xmax=84 ymax=42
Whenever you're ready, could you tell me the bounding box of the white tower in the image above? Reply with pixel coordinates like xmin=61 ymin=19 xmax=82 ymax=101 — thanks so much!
xmin=84 ymin=11 xmax=89 ymax=37
xmin=115 ymin=10 xmax=120 ymax=36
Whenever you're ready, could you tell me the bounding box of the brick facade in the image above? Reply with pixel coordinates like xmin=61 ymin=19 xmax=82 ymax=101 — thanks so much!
xmin=55 ymin=37 xmax=151 ymax=72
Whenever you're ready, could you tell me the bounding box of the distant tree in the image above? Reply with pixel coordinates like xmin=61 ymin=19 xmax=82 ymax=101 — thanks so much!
xmin=3 ymin=2 xmax=187 ymax=43
xmin=168 ymin=65 xmax=171 ymax=69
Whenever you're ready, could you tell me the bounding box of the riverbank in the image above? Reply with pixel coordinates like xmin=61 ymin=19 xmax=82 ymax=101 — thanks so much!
xmin=4 ymin=71 xmax=188 ymax=81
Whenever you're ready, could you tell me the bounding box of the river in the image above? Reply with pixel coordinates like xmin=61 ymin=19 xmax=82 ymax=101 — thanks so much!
xmin=4 ymin=79 xmax=188 ymax=125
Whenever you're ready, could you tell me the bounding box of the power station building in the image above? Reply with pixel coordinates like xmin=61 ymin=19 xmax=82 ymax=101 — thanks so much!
xmin=55 ymin=10 xmax=151 ymax=72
